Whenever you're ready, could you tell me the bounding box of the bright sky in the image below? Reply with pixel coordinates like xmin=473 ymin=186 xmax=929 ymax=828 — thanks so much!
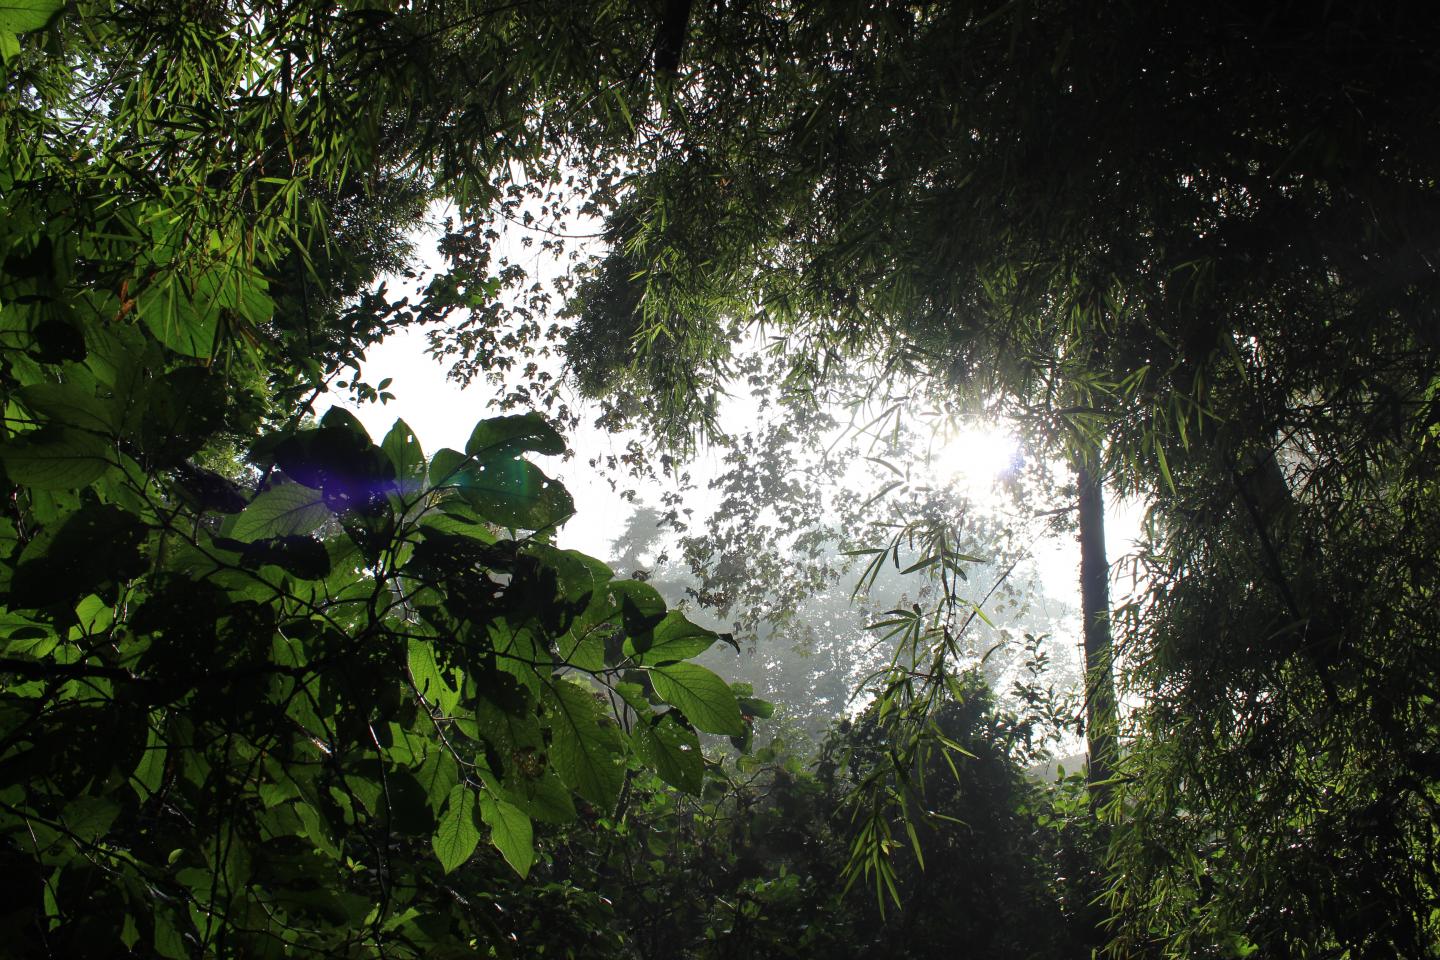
xmin=315 ymin=322 xmax=636 ymax=560
xmin=313 ymin=207 xmax=1147 ymax=699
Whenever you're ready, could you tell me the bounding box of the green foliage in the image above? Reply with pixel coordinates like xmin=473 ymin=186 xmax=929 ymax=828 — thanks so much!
xmin=0 ymin=394 xmax=754 ymax=953
xmin=0 ymin=1 xmax=764 ymax=953
xmin=12 ymin=0 xmax=1440 ymax=956
xmin=530 ymin=675 xmax=1102 ymax=960
xmin=550 ymin=2 xmax=1440 ymax=956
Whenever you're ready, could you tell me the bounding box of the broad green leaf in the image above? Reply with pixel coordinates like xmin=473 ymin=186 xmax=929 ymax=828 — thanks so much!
xmin=455 ymin=458 xmax=574 ymax=531
xmin=295 ymin=801 xmax=340 ymax=860
xmin=614 ymin=681 xmax=652 ymax=714
xmin=610 ymin=579 xmax=667 ymax=635
xmin=557 ymin=624 xmax=606 ymax=672
xmin=650 ymin=662 xmax=745 ymax=736
xmin=120 ymin=914 xmax=139 ymax=952
xmin=137 ymin=272 xmax=218 ymax=359
xmin=416 ymin=508 xmax=497 ymax=541
xmin=0 ymin=426 xmax=110 ymax=488
xmin=625 ymin=610 xmax=717 ymax=664
xmin=319 ymin=406 xmax=372 ymax=440
xmin=634 ymin=714 xmax=704 ymax=794
xmin=493 ymin=622 xmax=546 ymax=695
xmin=231 ymin=483 xmax=329 ymax=541
xmin=544 ymin=679 xmax=624 ymax=808
xmin=131 ymin=716 xmax=167 ymax=801
xmin=240 ymin=535 xmax=330 ymax=580
xmin=17 ymin=382 xmax=116 ymax=434
xmin=465 ymin=413 xmax=565 ymax=459
xmin=478 ymin=794 xmax=534 ymax=878
xmin=408 ymin=639 xmax=459 ymax=714
xmin=11 ymin=502 xmax=147 ymax=609
xmin=475 ymin=691 xmax=544 ymax=756
xmin=418 ymin=744 xmax=460 ymax=815
xmin=428 ymin=447 xmax=467 ymax=484
xmin=61 ymin=796 xmax=119 ymax=842
xmin=407 ymin=638 xmax=442 ymax=698
xmin=0 ymin=0 xmax=62 ymax=32
xmin=382 ymin=419 xmax=426 ymax=488
xmin=505 ymin=767 xmax=575 ymax=824
xmin=738 ymin=695 xmax=775 ymax=720
xmin=433 ymin=784 xmax=480 ymax=874
xmin=72 ymin=593 xmax=114 ymax=636
xmin=523 ymin=543 xmax=613 ymax=601
xmin=153 ymin=908 xmax=188 ymax=960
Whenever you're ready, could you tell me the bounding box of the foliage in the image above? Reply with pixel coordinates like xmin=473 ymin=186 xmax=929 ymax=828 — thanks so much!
xmin=476 ymin=671 xmax=1100 ymax=960
xmin=0 ymin=389 xmax=759 ymax=955
xmin=0 ymin=0 xmax=768 ymax=955
xmin=11 ymin=0 xmax=1440 ymax=956
xmin=554 ymin=1 xmax=1440 ymax=956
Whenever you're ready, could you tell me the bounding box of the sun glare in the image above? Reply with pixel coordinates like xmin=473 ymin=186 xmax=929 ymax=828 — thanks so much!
xmin=930 ymin=424 xmax=1022 ymax=495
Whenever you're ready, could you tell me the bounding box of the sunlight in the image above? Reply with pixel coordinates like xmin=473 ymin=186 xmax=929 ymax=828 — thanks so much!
xmin=929 ymin=423 xmax=1023 ymax=494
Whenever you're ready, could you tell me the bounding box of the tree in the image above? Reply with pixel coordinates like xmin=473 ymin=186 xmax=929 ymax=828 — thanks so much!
xmin=553 ymin=1 xmax=1440 ymax=954
xmin=0 ymin=1 xmax=767 ymax=954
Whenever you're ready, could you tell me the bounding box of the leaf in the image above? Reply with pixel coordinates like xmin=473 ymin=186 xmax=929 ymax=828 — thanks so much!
xmin=506 ymin=768 xmax=575 ymax=824
xmin=633 ymin=714 xmax=703 ymax=794
xmin=408 ymin=639 xmax=459 ymax=714
xmin=0 ymin=426 xmax=110 ymax=489
xmin=432 ymin=784 xmax=480 ymax=874
xmin=650 ymin=662 xmax=745 ymax=736
xmin=17 ymin=382 xmax=117 ymax=434
xmin=557 ymin=625 xmax=605 ymax=672
xmin=61 ymin=796 xmax=119 ymax=842
xmin=0 ymin=0 xmax=62 ymax=32
xmin=523 ymin=543 xmax=613 ymax=602
xmin=465 ymin=413 xmax=565 ymax=459
xmin=231 ymin=483 xmax=329 ymax=541
xmin=624 ymin=610 xmax=716 ymax=664
xmin=153 ymin=908 xmax=188 ymax=960
xmin=320 ymin=406 xmax=372 ymax=440
xmin=610 ymin=579 xmax=667 ymax=635
xmin=428 ymin=447 xmax=468 ymax=484
xmin=137 ymin=272 xmax=218 ymax=359
xmin=11 ymin=502 xmax=148 ymax=609
xmin=544 ymin=679 xmax=624 ymax=808
xmin=140 ymin=367 xmax=228 ymax=468
xmin=382 ymin=419 xmax=426 ymax=489
xmin=478 ymin=794 xmax=534 ymax=878
xmin=737 ymin=695 xmax=775 ymax=720
xmin=131 ymin=716 xmax=167 ymax=801
xmin=455 ymin=458 xmax=574 ymax=531
xmin=239 ymin=534 xmax=330 ymax=579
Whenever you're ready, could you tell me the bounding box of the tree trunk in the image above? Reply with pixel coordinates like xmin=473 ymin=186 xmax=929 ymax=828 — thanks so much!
xmin=1076 ymin=456 xmax=1118 ymax=806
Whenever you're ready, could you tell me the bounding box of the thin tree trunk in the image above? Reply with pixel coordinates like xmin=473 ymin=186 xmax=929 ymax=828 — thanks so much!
xmin=1077 ymin=456 xmax=1118 ymax=806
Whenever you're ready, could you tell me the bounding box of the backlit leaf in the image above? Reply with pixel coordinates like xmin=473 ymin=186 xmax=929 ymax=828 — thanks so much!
xmin=625 ymin=610 xmax=716 ymax=664
xmin=455 ymin=458 xmax=574 ymax=531
xmin=231 ymin=483 xmax=329 ymax=541
xmin=545 ymin=679 xmax=624 ymax=808
xmin=0 ymin=427 xmax=110 ymax=489
xmin=432 ymin=784 xmax=480 ymax=874
xmin=634 ymin=714 xmax=704 ymax=793
xmin=465 ymin=413 xmax=566 ymax=459
xmin=650 ymin=662 xmax=745 ymax=736
xmin=479 ymin=793 xmax=534 ymax=877
xmin=382 ymin=418 xmax=426 ymax=488
xmin=0 ymin=0 xmax=61 ymax=32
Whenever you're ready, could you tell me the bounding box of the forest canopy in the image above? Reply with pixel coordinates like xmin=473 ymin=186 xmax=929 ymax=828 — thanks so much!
xmin=2 ymin=1 xmax=1439 ymax=958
